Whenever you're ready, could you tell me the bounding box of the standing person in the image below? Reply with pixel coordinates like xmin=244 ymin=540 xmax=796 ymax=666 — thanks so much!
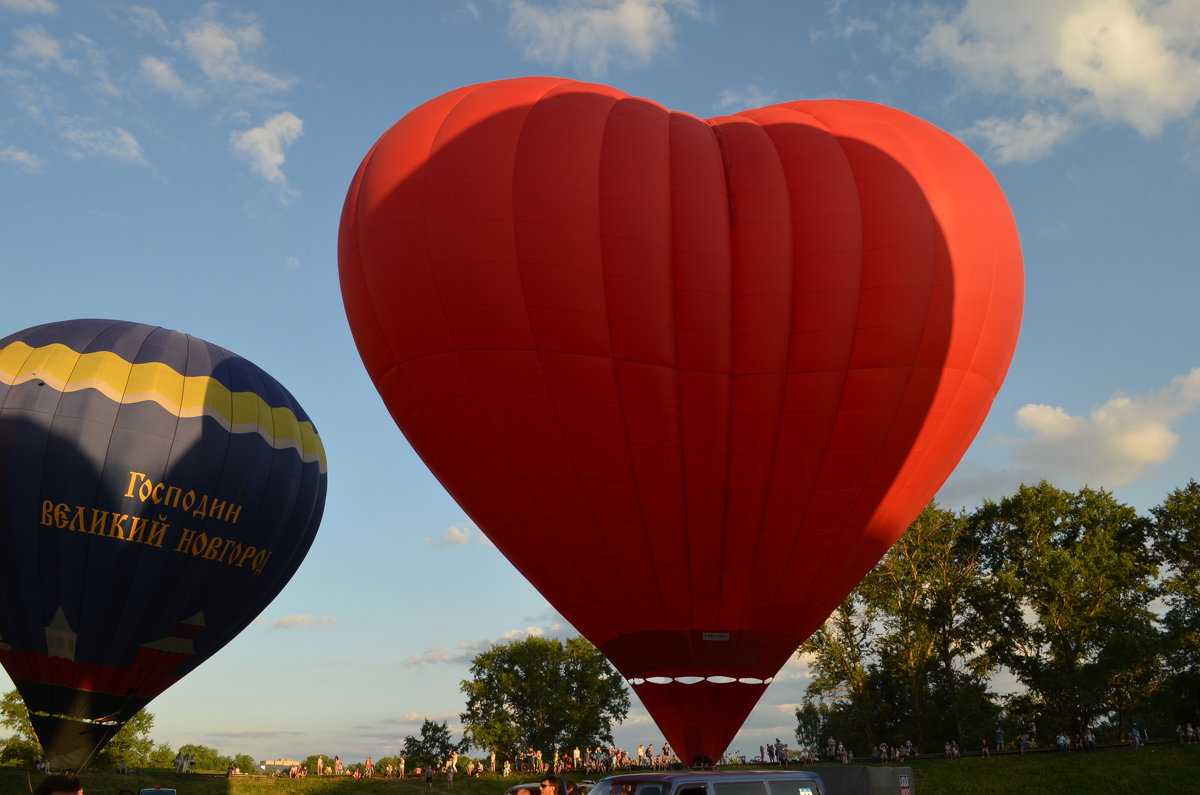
xmin=34 ymin=775 xmax=83 ymax=795
xmin=317 ymin=755 xmax=325 ymax=776
xmin=994 ymin=727 xmax=1005 ymax=752
xmin=335 ymin=755 xmax=343 ymax=775
xmin=366 ymin=756 xmax=374 ymax=777
xmin=401 ymin=757 xmax=407 ymax=778
xmin=426 ymin=766 xmax=434 ymax=789
xmin=491 ymin=749 xmax=497 ymax=773
xmin=446 ymin=759 xmax=455 ymax=789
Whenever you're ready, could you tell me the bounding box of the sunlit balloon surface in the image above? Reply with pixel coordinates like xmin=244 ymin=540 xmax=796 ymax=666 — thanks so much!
xmin=339 ymin=76 xmax=1023 ymax=763
xmin=0 ymin=319 xmax=327 ymax=769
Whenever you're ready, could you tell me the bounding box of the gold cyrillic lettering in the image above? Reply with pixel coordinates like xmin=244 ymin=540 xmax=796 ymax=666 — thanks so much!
xmin=165 ymin=485 xmax=183 ymax=508
xmin=54 ymin=503 xmax=68 ymax=529
xmin=192 ymin=495 xmax=209 ymax=519
xmin=202 ymin=535 xmax=223 ymax=559
xmin=68 ymin=506 xmax=86 ymax=532
xmin=127 ymin=516 xmax=147 ymax=544
xmin=151 ymin=482 xmax=166 ymax=504
xmin=125 ymin=471 xmax=145 ymax=498
xmin=225 ymin=504 xmax=242 ymax=524
xmin=108 ymin=512 xmax=128 ymax=539
xmin=41 ymin=500 xmax=54 ymax=526
xmin=90 ymin=508 xmax=108 ymax=535
xmin=237 ymin=546 xmax=257 ymax=567
xmin=181 ymin=490 xmax=195 ymax=511
xmin=146 ymin=517 xmax=167 ymax=548
xmin=175 ymin=527 xmax=197 ymax=553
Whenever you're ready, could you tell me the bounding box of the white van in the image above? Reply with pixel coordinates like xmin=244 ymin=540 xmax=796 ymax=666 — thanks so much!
xmin=587 ymin=770 xmax=828 ymax=795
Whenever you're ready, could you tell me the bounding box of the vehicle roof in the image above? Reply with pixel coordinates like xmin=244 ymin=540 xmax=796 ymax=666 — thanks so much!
xmin=603 ymin=771 xmax=823 ymax=783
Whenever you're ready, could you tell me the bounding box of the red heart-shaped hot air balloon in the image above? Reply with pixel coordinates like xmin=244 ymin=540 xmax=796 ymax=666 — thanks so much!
xmin=338 ymin=76 xmax=1022 ymax=764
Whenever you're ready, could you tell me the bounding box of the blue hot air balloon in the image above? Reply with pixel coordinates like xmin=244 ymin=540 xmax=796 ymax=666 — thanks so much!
xmin=0 ymin=319 xmax=327 ymax=769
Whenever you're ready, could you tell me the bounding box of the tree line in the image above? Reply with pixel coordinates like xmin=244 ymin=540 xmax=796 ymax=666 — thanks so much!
xmin=796 ymin=480 xmax=1200 ymax=755
xmin=0 ymin=689 xmax=254 ymax=773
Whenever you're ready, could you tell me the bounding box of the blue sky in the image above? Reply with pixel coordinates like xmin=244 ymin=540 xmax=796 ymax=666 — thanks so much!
xmin=2 ymin=0 xmax=1200 ymax=764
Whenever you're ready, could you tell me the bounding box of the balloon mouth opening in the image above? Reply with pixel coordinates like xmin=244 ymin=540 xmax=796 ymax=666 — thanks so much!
xmin=629 ymin=676 xmax=773 ymax=685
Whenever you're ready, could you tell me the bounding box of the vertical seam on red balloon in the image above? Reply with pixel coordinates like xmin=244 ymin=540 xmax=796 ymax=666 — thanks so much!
xmin=705 ymin=117 xmax=738 ymax=647
xmin=730 ymin=106 xmax=803 ymax=647
xmin=590 ymin=87 xmax=650 ymax=642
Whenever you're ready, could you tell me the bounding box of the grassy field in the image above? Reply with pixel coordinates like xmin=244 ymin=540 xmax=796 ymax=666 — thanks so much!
xmin=2 ymin=743 xmax=1195 ymax=794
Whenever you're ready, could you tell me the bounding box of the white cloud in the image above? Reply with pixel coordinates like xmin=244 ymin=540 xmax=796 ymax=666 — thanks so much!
xmin=405 ymin=625 xmax=553 ymax=666
xmin=715 ymin=83 xmax=777 ymax=112
xmin=507 ymin=0 xmax=699 ymax=75
xmin=253 ymin=614 xmax=338 ymax=629
xmin=0 ymin=144 xmax=44 ymax=172
xmin=140 ymin=55 xmax=202 ymax=103
xmin=12 ymin=24 xmax=75 ymax=71
xmin=423 ymin=522 xmax=491 ymax=547
xmin=285 ymin=256 xmax=300 ymax=268
xmin=57 ymin=117 xmax=146 ymax=164
xmin=182 ymin=4 xmax=293 ymax=94
xmin=922 ymin=0 xmax=1200 ymax=158
xmin=964 ymin=111 xmax=1073 ymax=163
xmin=0 ymin=0 xmax=58 ymax=13
xmin=126 ymin=5 xmax=170 ymax=39
xmin=384 ymin=711 xmax=459 ymax=725
xmin=229 ymin=110 xmax=302 ymax=192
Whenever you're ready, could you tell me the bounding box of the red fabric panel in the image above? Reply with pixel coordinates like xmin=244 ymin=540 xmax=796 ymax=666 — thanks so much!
xmin=339 ymin=78 xmax=1024 ymax=766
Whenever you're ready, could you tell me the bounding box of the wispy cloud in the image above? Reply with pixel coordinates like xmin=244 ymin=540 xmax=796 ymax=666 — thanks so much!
xmin=715 ymin=83 xmax=777 ymax=112
xmin=382 ymin=711 xmax=460 ymax=725
xmin=205 ymin=728 xmax=304 ymax=740
xmin=0 ymin=0 xmax=58 ymax=14
xmin=506 ymin=0 xmax=700 ymax=75
xmin=254 ymin=614 xmax=338 ymax=629
xmin=57 ymin=117 xmax=146 ymax=164
xmin=422 ymin=522 xmax=491 ymax=547
xmin=1007 ymin=368 xmax=1200 ymax=485
xmin=963 ymin=111 xmax=1073 ymax=163
xmin=0 ymin=144 xmax=44 ymax=173
xmin=229 ymin=110 xmax=302 ymax=194
xmin=939 ymin=368 xmax=1200 ymax=507
xmin=921 ymin=0 xmax=1200 ymax=160
xmin=181 ymin=4 xmax=293 ymax=94
xmin=12 ymin=24 xmax=75 ymax=71
xmin=140 ymin=55 xmax=203 ymax=103
xmin=405 ymin=625 xmax=552 ymax=666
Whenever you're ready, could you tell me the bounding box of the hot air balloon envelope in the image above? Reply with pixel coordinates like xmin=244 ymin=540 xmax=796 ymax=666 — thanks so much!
xmin=0 ymin=319 xmax=327 ymax=768
xmin=338 ymin=77 xmax=1023 ymax=763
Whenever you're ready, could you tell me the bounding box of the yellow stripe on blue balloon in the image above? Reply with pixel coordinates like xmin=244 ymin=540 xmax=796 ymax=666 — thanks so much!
xmin=0 ymin=341 xmax=327 ymax=473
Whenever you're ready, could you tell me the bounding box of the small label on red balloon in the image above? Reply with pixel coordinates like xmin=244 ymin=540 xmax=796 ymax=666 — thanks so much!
xmin=701 ymin=632 xmax=730 ymax=641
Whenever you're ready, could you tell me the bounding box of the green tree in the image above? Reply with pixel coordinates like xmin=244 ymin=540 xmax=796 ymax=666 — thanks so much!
xmin=866 ymin=504 xmax=1000 ymax=749
xmin=0 ymin=689 xmax=161 ymax=769
xmin=231 ymin=752 xmax=256 ymax=774
xmin=1150 ymin=480 xmax=1200 ymax=722
xmin=460 ymin=635 xmax=630 ymax=762
xmin=177 ymin=743 xmax=232 ymax=773
xmin=95 ymin=708 xmax=157 ymax=768
xmin=797 ymin=590 xmax=879 ymax=750
xmin=403 ymin=718 xmax=468 ymax=769
xmin=973 ymin=482 xmax=1161 ymax=738
xmin=0 ymin=690 xmax=41 ymax=765
xmin=147 ymin=742 xmax=176 ymax=769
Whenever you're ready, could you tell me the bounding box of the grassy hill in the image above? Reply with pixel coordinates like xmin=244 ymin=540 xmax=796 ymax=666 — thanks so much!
xmin=2 ymin=743 xmax=1195 ymax=794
